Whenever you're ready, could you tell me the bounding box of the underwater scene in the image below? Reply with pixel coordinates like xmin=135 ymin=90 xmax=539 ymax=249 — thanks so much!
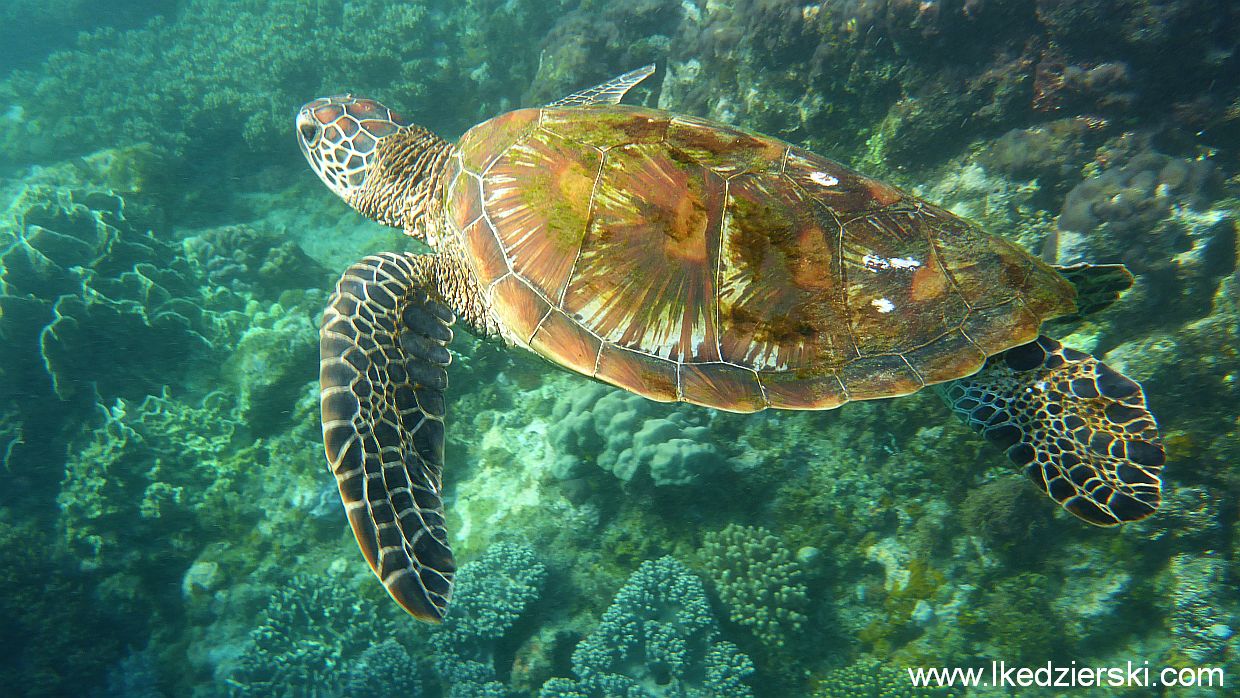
xmin=0 ymin=1 xmax=1237 ymax=696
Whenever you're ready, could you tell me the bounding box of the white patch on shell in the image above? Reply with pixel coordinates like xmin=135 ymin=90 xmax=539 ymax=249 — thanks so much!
xmin=809 ymin=171 xmax=839 ymax=187
xmin=862 ymin=254 xmax=922 ymax=272
xmin=871 ymin=298 xmax=895 ymax=314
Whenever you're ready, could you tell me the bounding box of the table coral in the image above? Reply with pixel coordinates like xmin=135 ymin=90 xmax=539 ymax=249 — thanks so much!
xmin=699 ymin=523 xmax=810 ymax=650
xmin=0 ymin=184 xmax=222 ymax=403
xmin=541 ymin=556 xmax=755 ymax=698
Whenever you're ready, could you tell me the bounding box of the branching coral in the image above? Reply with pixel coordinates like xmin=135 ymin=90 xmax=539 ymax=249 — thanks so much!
xmin=434 ymin=542 xmax=548 ymax=696
xmin=699 ymin=524 xmax=809 ymax=650
xmin=226 ymin=575 xmax=418 ymax=697
xmin=541 ymin=556 xmax=755 ymax=698
xmin=341 ymin=639 xmax=424 ymax=698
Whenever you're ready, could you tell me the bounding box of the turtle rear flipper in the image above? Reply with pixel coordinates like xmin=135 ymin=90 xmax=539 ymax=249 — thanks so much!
xmin=1051 ymin=262 xmax=1134 ymax=320
xmin=547 ymin=64 xmax=656 ymax=108
xmin=320 ymin=252 xmax=456 ymax=621
xmin=942 ymin=336 xmax=1164 ymax=526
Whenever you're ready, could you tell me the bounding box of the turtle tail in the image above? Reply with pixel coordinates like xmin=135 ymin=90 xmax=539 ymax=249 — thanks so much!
xmin=941 ymin=335 xmax=1164 ymax=526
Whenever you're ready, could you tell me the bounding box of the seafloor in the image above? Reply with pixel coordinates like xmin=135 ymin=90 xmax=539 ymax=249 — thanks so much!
xmin=0 ymin=1 xmax=1236 ymax=697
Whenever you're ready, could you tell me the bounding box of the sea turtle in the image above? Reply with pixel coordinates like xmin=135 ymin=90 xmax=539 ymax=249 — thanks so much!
xmin=296 ymin=66 xmax=1164 ymax=622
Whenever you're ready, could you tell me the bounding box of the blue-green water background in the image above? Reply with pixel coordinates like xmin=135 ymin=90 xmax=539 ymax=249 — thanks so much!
xmin=0 ymin=1 xmax=1236 ymax=696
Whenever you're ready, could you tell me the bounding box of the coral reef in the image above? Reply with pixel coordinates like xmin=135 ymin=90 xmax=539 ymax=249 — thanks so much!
xmin=341 ymin=640 xmax=424 ymax=698
xmin=96 ymin=648 xmax=165 ymax=698
xmin=1056 ymin=143 xmax=1216 ymax=244
xmin=0 ymin=2 xmax=1237 ymax=696
xmin=983 ymin=117 xmax=1108 ymax=186
xmin=0 ymin=514 xmax=136 ymax=698
xmin=0 ymin=184 xmax=224 ymax=403
xmin=183 ymin=225 xmax=330 ymax=301
xmin=225 ymin=573 xmax=412 ymax=697
xmin=956 ymin=477 xmax=1050 ymax=554
xmin=541 ymin=556 xmax=755 ymax=697
xmin=699 ymin=524 xmax=810 ymax=650
xmin=434 ymin=542 xmax=548 ymax=696
xmin=1170 ymin=553 xmax=1235 ymax=663
xmin=548 ymin=383 xmax=732 ymax=486
xmin=55 ymin=390 xmax=263 ymax=582
xmin=0 ymin=0 xmax=567 ymax=169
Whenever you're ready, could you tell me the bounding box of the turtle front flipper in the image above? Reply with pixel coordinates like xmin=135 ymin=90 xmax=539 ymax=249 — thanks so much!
xmin=320 ymin=252 xmax=456 ymax=622
xmin=941 ymin=336 xmax=1164 ymax=526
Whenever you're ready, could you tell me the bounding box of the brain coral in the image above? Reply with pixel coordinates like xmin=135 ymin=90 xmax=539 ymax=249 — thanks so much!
xmin=700 ymin=524 xmax=810 ymax=650
xmin=541 ymin=556 xmax=755 ymax=698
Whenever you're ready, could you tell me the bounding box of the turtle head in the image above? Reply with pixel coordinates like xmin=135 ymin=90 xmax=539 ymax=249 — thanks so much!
xmin=297 ymin=96 xmax=452 ymax=235
xmin=297 ymin=95 xmax=408 ymax=204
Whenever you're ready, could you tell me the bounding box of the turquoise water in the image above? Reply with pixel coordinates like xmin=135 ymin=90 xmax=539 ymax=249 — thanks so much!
xmin=0 ymin=2 xmax=1236 ymax=696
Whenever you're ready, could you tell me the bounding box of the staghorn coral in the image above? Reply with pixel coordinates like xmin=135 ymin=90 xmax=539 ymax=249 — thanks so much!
xmin=699 ymin=524 xmax=810 ymax=650
xmin=540 ymin=556 xmax=754 ymax=698
xmin=434 ymin=542 xmax=548 ymax=697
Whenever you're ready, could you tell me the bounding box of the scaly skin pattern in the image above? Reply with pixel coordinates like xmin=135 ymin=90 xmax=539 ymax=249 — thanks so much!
xmin=296 ymin=95 xmax=494 ymax=338
xmin=345 ymin=124 xmax=501 ymax=340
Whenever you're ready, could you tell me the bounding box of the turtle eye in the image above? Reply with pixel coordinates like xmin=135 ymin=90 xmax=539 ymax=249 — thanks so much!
xmin=300 ymin=120 xmax=320 ymax=146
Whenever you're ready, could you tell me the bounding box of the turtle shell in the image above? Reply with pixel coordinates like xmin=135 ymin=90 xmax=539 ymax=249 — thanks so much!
xmin=444 ymin=105 xmax=1075 ymax=412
